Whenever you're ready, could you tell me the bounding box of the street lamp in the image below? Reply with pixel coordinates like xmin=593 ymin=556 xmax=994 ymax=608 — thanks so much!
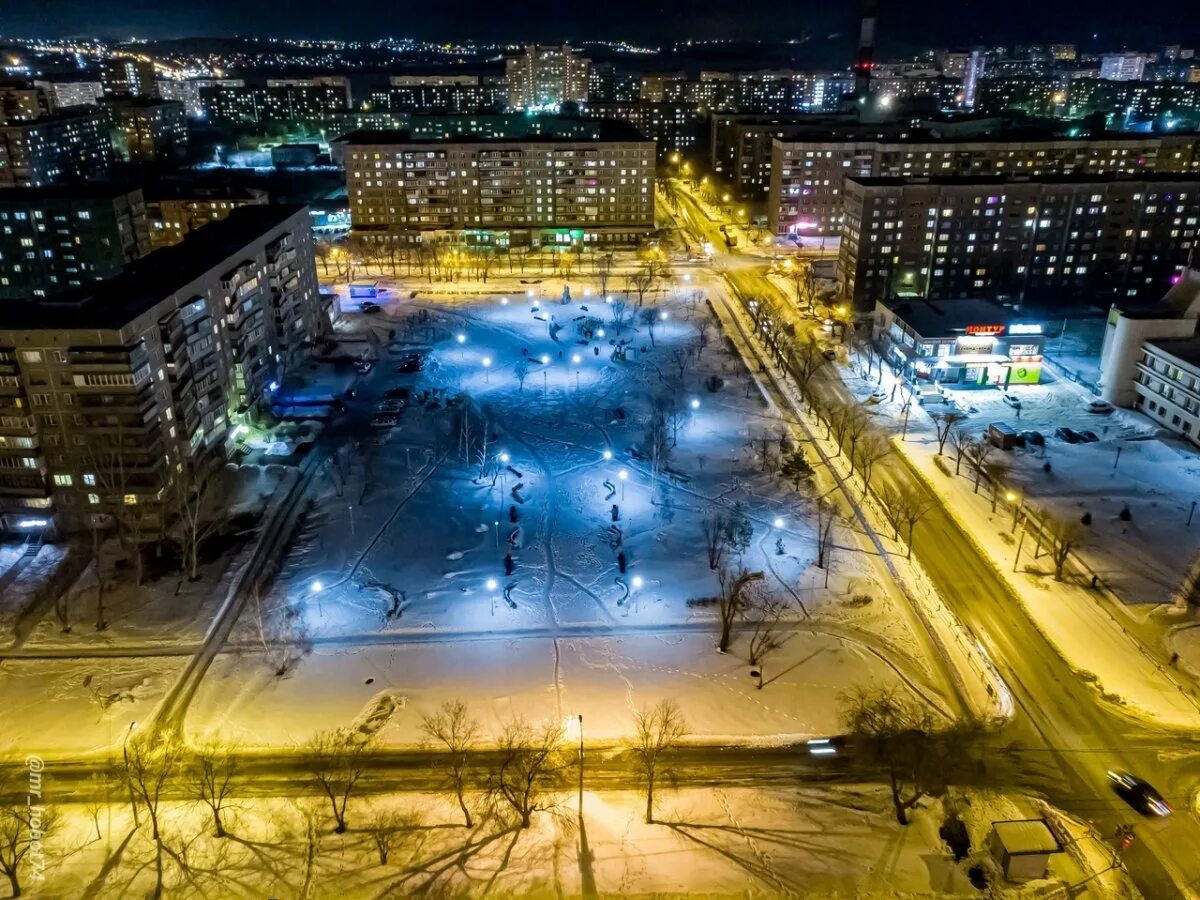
xmin=602 ymin=449 xmax=613 ymax=461
xmin=773 ymin=517 xmax=785 ymax=529
xmin=690 ymin=398 xmax=700 ymax=410
xmin=499 ymin=452 xmax=511 ymax=464
xmin=1006 ymin=490 xmax=1023 ymax=532
xmin=631 ymin=575 xmax=644 ymax=589
xmin=482 ymin=356 xmax=492 ymax=382
xmin=618 ymin=468 xmax=628 ymax=500
xmin=310 ymin=580 xmax=324 ymax=593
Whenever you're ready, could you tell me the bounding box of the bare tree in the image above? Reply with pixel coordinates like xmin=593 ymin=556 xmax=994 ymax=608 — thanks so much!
xmin=716 ymin=567 xmax=765 ymax=653
xmin=815 ymin=497 xmax=838 ymax=570
xmin=669 ymin=339 xmax=699 ymax=381
xmin=840 ymin=685 xmax=968 ymax=826
xmin=931 ymin=412 xmax=968 ymax=455
xmin=513 ymin=358 xmax=530 ymax=392
xmin=1046 ymin=515 xmax=1082 ymax=581
xmin=189 ymin=738 xmax=240 ymax=838
xmin=176 ymin=458 xmax=221 ymax=583
xmin=948 ymin=428 xmax=974 ymax=476
xmin=303 ymin=729 xmax=374 ymax=833
xmin=252 ymin=586 xmax=311 ymax=678
xmin=852 ymin=431 xmax=891 ymax=495
xmin=628 ymin=267 xmax=655 ymax=308
xmin=878 ymin=483 xmax=935 ymax=560
xmin=609 ymin=297 xmax=631 ymax=336
xmin=964 ymin=437 xmax=997 ymax=493
xmin=488 ymin=717 xmax=569 ymax=828
xmin=420 ymin=700 xmax=480 ymax=828
xmin=122 ymin=734 xmax=182 ymax=899
xmin=702 ymin=508 xmax=730 ymax=570
xmin=0 ymin=792 xmax=58 ymax=899
xmin=638 ymin=307 xmax=661 ymax=348
xmin=596 ymin=253 xmax=615 ymax=299
xmin=788 ymin=337 xmax=829 ymax=405
xmin=366 ymin=807 xmax=418 ymax=865
xmin=630 ymin=700 xmax=688 ymax=823
xmin=746 ymin=593 xmax=787 ymax=671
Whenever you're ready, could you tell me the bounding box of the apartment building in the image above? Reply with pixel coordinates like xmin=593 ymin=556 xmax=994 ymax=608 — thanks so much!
xmin=144 ymin=184 xmax=268 ymax=249
xmin=198 ymin=83 xmax=351 ymax=125
xmin=584 ymin=101 xmax=704 ymax=158
xmin=838 ymin=173 xmax=1200 ymax=308
xmin=505 ymin=45 xmax=590 ymax=110
xmin=769 ymin=133 xmax=1200 ymax=236
xmin=100 ymin=57 xmax=158 ymax=98
xmin=368 ymin=81 xmax=507 ymax=115
xmin=341 ymin=123 xmax=655 ymax=247
xmin=0 ymin=185 xmax=150 ymax=299
xmin=0 ymin=108 xmax=113 ymax=188
xmin=33 ymin=78 xmax=105 ymax=112
xmin=0 ymin=83 xmax=50 ymax=124
xmin=0 ymin=204 xmax=323 ymax=537
xmin=105 ymin=98 xmax=189 ymax=163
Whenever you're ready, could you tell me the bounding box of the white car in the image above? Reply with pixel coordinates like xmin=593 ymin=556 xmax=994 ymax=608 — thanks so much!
xmin=1002 ymin=392 xmax=1022 ymax=409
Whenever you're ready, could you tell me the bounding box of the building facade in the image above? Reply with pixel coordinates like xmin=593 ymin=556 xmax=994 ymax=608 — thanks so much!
xmin=100 ymin=57 xmax=158 ymax=98
xmin=839 ymin=173 xmax=1200 ymax=308
xmin=198 ymin=83 xmax=351 ymax=125
xmin=585 ymin=101 xmax=704 ymax=159
xmin=0 ymin=108 xmax=112 ymax=188
xmin=144 ymin=185 xmax=269 ymax=249
xmin=0 ymin=205 xmax=323 ymax=537
xmin=33 ymin=79 xmax=105 ymax=112
xmin=0 ymin=186 xmax=150 ymax=299
xmin=769 ymin=133 xmax=1200 ymax=236
xmin=505 ymin=45 xmax=590 ymax=110
xmin=873 ymin=296 xmax=1046 ymax=386
xmin=106 ymin=98 xmax=189 ymax=163
xmin=341 ymin=125 xmax=654 ymax=246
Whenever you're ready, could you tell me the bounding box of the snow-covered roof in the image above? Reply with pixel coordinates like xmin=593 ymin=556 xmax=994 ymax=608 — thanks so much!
xmin=991 ymin=819 xmax=1062 ymax=855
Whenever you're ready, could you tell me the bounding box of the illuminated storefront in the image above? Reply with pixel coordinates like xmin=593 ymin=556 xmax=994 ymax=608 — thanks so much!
xmin=873 ymin=298 xmax=1046 ymax=387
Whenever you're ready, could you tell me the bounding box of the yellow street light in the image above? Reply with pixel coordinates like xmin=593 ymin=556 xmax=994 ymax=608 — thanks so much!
xmin=669 ymin=152 xmax=681 ymax=164
xmin=722 ymin=193 xmax=731 ymax=203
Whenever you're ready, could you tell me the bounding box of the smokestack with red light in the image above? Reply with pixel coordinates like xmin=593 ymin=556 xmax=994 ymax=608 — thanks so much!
xmin=853 ymin=0 xmax=878 ymax=103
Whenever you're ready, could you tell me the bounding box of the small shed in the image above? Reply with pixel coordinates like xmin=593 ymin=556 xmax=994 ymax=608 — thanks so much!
xmin=988 ymin=819 xmax=1063 ymax=882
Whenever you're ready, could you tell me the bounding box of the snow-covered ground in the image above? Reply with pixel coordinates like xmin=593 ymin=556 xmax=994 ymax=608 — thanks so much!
xmin=35 ymin=787 xmax=1125 ymax=899
xmin=835 ymin=349 xmax=1200 ymax=727
xmin=188 ymin=284 xmax=950 ymax=747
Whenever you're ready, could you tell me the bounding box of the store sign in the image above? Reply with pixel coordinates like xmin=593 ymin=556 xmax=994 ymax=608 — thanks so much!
xmin=966 ymin=324 xmax=1005 ymax=336
xmin=1009 ymin=323 xmax=1043 ymax=335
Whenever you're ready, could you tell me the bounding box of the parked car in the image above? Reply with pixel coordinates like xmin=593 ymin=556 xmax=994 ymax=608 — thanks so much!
xmin=370 ymin=414 xmax=398 ymax=429
xmin=822 ymin=348 xmax=837 ymax=361
xmin=1079 ymin=430 xmax=1100 ymax=442
xmin=360 ymin=302 xmax=381 ymax=314
xmin=1002 ymin=392 xmax=1022 ymax=409
xmin=1108 ymin=770 xmax=1172 ymax=816
xmin=354 ymin=360 xmax=373 ymax=374
xmin=1086 ymin=399 xmax=1114 ymax=414
xmin=383 ymin=386 xmax=410 ymax=400
xmin=1055 ymin=427 xmax=1084 ymax=444
xmin=396 ymin=353 xmax=424 ymax=374
xmin=378 ymin=399 xmax=404 ymax=413
xmin=1021 ymin=430 xmax=1045 ymax=447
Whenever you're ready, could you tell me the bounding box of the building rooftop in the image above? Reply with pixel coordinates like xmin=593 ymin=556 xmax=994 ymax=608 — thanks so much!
xmin=1147 ymin=338 xmax=1200 ymax=368
xmin=991 ymin=819 xmax=1062 ymax=856
xmin=0 ymin=106 xmax=102 ymax=130
xmin=849 ymin=172 xmax=1200 ymax=188
xmin=336 ymin=118 xmax=650 ymax=145
xmin=0 ymin=204 xmax=305 ymax=332
xmin=0 ymin=184 xmax=142 ymax=203
xmin=881 ymin=296 xmax=1031 ymax=336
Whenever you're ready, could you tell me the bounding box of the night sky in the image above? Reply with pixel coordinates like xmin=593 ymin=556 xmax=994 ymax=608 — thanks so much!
xmin=7 ymin=0 xmax=1200 ymax=53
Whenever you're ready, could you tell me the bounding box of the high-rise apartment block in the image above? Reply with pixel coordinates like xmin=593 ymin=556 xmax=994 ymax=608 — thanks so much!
xmin=769 ymin=133 xmax=1200 ymax=236
xmin=0 ymin=186 xmax=150 ymax=299
xmin=505 ymin=45 xmax=590 ymax=110
xmin=144 ymin=185 xmax=269 ymax=249
xmin=198 ymin=82 xmax=351 ymax=125
xmin=1099 ymin=53 xmax=1149 ymax=82
xmin=33 ymin=78 xmax=106 ymax=112
xmin=105 ymin=98 xmax=189 ymax=163
xmin=0 ymin=108 xmax=113 ymax=188
xmin=838 ymin=173 xmax=1200 ymax=307
xmin=100 ymin=57 xmax=158 ymax=98
xmin=341 ymin=122 xmax=654 ymax=246
xmin=0 ymin=205 xmax=324 ymax=537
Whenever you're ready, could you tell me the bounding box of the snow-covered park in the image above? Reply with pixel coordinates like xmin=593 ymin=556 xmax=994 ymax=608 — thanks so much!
xmin=190 ymin=282 xmax=950 ymax=747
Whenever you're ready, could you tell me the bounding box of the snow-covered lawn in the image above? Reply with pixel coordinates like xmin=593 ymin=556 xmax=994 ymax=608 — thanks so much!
xmin=36 ymin=787 xmax=1122 ymax=898
xmin=0 ymin=656 xmax=185 ymax=758
xmin=197 ymin=286 xmax=948 ymax=746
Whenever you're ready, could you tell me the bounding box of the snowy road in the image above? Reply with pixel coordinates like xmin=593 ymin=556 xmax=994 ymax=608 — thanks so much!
xmin=669 ymin=184 xmax=1200 ymax=898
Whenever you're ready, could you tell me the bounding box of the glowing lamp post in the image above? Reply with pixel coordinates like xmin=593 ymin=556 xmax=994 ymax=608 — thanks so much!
xmin=618 ymin=468 xmax=628 ymax=500
xmin=486 ymin=577 xmax=499 ymax=616
xmin=482 ymin=356 xmax=492 ymax=383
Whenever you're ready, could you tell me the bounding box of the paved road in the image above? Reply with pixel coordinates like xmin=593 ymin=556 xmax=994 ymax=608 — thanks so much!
xmin=666 ymin=184 xmax=1200 ymax=899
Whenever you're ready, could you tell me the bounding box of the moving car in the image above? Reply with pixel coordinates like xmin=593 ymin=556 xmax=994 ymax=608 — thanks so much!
xmin=1055 ymin=427 xmax=1084 ymax=444
xmin=360 ymin=301 xmax=381 ymax=314
xmin=1086 ymin=399 xmax=1114 ymax=414
xmin=1002 ymin=392 xmax=1022 ymax=409
xmin=1021 ymin=430 xmax=1045 ymax=447
xmin=1108 ymin=770 xmax=1172 ymax=816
